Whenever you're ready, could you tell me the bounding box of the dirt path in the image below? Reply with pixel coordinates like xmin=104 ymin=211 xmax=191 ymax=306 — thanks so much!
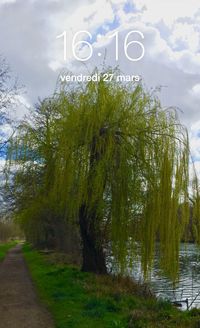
xmin=0 ymin=244 xmax=54 ymax=328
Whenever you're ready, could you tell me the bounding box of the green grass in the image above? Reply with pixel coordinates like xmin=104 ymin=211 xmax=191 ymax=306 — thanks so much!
xmin=0 ymin=241 xmax=18 ymax=261
xmin=23 ymin=244 xmax=200 ymax=328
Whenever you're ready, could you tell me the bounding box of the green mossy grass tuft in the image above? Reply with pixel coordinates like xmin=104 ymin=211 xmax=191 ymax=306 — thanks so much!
xmin=0 ymin=241 xmax=18 ymax=261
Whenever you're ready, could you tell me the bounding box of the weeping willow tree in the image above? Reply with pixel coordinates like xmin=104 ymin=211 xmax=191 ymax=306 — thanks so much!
xmin=6 ymin=71 xmax=193 ymax=280
xmin=189 ymin=170 xmax=200 ymax=244
xmin=52 ymin=73 xmax=191 ymax=280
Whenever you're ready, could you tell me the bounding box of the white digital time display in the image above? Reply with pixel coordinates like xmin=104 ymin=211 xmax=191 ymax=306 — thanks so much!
xmin=56 ymin=30 xmax=145 ymax=62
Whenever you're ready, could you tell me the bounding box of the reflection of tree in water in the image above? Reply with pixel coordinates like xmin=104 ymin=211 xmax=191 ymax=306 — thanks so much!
xmin=147 ymin=244 xmax=200 ymax=309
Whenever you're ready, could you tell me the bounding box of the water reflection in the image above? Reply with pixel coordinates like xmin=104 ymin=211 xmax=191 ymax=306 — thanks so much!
xmin=131 ymin=243 xmax=200 ymax=310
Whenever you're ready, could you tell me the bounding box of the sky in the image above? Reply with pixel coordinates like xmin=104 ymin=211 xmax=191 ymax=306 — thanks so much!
xmin=1 ymin=0 xmax=200 ymax=174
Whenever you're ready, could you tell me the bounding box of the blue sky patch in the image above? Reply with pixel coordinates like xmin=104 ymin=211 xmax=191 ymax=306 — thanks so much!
xmin=124 ymin=1 xmax=135 ymax=14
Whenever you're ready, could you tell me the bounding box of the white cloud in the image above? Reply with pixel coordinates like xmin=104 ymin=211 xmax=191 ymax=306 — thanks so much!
xmin=1 ymin=0 xmax=200 ymax=176
xmin=169 ymin=22 xmax=199 ymax=52
xmin=0 ymin=0 xmax=16 ymax=5
xmin=134 ymin=0 xmax=200 ymax=24
xmin=0 ymin=159 xmax=6 ymax=172
xmin=190 ymin=121 xmax=200 ymax=163
xmin=190 ymin=84 xmax=200 ymax=99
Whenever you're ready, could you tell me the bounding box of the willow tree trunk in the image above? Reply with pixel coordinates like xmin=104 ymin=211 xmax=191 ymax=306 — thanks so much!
xmin=78 ymin=131 xmax=108 ymax=274
xmin=79 ymin=204 xmax=107 ymax=274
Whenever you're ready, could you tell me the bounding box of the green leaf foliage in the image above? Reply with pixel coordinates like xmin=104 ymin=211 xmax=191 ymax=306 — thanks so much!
xmin=6 ymin=70 xmax=194 ymax=280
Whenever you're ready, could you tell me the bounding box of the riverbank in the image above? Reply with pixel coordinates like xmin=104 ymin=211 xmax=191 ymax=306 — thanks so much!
xmin=23 ymin=244 xmax=200 ymax=328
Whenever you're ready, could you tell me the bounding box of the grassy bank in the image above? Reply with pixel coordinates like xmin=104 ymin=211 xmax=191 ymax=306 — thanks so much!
xmin=0 ymin=241 xmax=17 ymax=261
xmin=23 ymin=245 xmax=200 ymax=328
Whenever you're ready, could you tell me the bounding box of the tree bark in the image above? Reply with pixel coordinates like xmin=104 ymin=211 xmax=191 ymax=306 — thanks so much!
xmin=79 ymin=204 xmax=107 ymax=274
xmin=78 ymin=131 xmax=108 ymax=274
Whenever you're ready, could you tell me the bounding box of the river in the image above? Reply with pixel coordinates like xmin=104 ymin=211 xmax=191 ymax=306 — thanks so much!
xmin=130 ymin=243 xmax=200 ymax=310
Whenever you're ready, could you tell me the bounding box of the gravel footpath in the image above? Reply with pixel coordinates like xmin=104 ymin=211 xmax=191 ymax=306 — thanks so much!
xmin=0 ymin=244 xmax=54 ymax=328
